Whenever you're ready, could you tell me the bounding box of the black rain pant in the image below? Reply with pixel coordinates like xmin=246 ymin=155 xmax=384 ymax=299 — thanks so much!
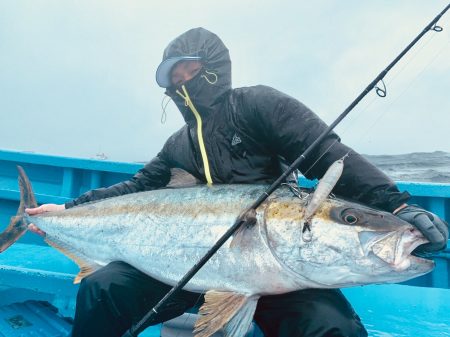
xmin=71 ymin=261 xmax=368 ymax=337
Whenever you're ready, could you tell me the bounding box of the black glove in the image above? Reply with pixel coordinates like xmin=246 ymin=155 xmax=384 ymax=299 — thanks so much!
xmin=395 ymin=204 xmax=449 ymax=253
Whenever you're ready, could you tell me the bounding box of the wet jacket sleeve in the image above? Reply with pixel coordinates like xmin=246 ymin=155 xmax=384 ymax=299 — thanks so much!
xmin=65 ymin=154 xmax=172 ymax=208
xmin=246 ymin=85 xmax=410 ymax=213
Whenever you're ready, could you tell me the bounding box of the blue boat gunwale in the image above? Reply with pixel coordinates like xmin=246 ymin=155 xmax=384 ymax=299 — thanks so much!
xmin=0 ymin=149 xmax=450 ymax=336
xmin=2 ymin=149 xmax=450 ymax=197
xmin=0 ymin=149 xmax=142 ymax=174
xmin=0 ymin=149 xmax=449 ymax=282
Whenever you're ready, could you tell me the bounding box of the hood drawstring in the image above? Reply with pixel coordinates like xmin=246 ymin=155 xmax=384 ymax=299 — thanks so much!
xmin=176 ymin=85 xmax=213 ymax=185
xmin=160 ymin=95 xmax=172 ymax=124
xmin=201 ymin=70 xmax=218 ymax=85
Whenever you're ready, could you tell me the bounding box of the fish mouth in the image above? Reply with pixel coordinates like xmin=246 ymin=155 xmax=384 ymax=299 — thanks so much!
xmin=390 ymin=229 xmax=431 ymax=271
xmin=362 ymin=228 xmax=433 ymax=272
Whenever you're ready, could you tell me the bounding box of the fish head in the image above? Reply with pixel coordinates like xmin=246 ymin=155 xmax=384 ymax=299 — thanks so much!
xmin=263 ymin=195 xmax=434 ymax=288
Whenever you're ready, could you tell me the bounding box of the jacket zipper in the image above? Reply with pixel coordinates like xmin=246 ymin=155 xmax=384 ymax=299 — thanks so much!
xmin=176 ymin=85 xmax=213 ymax=185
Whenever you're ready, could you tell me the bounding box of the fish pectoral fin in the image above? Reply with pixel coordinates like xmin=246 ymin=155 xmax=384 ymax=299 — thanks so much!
xmin=230 ymin=209 xmax=257 ymax=249
xmin=45 ymin=238 xmax=102 ymax=284
xmin=194 ymin=291 xmax=258 ymax=337
xmin=229 ymin=226 xmax=248 ymax=249
xmin=74 ymin=265 xmax=101 ymax=284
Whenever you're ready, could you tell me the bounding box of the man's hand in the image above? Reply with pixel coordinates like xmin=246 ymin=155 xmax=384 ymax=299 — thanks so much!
xmin=394 ymin=204 xmax=449 ymax=253
xmin=25 ymin=204 xmax=65 ymax=237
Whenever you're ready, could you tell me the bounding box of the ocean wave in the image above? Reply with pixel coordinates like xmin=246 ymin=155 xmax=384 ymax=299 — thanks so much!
xmin=363 ymin=151 xmax=450 ymax=183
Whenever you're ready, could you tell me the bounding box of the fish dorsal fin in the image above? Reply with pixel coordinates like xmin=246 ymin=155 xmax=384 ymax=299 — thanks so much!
xmin=194 ymin=291 xmax=258 ymax=337
xmin=167 ymin=168 xmax=202 ymax=188
xmin=45 ymin=238 xmax=102 ymax=284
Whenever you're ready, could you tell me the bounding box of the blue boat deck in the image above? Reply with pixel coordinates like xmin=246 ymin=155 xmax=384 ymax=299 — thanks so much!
xmin=1 ymin=243 xmax=449 ymax=336
xmin=0 ymin=242 xmax=163 ymax=336
xmin=0 ymin=149 xmax=449 ymax=336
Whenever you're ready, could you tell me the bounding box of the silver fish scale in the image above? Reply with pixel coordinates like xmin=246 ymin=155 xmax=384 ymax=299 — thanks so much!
xmin=29 ymin=184 xmax=433 ymax=295
xmin=30 ymin=185 xmax=306 ymax=295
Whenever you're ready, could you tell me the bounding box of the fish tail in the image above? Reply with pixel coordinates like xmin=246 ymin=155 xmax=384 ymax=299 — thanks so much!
xmin=0 ymin=166 xmax=37 ymax=252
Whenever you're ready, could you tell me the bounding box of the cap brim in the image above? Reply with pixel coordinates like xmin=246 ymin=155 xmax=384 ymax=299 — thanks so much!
xmin=156 ymin=56 xmax=202 ymax=88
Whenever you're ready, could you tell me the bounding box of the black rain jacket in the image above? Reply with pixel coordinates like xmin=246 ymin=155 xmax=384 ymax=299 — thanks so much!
xmin=66 ymin=28 xmax=409 ymax=212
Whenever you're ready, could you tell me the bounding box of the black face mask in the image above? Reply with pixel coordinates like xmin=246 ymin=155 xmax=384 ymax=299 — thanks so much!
xmin=166 ymin=69 xmax=223 ymax=122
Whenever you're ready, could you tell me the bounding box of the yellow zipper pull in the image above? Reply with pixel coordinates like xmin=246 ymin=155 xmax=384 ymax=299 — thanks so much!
xmin=176 ymin=85 xmax=213 ymax=185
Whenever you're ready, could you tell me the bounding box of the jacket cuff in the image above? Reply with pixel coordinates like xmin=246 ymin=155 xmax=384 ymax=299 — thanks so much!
xmin=384 ymin=191 xmax=411 ymax=213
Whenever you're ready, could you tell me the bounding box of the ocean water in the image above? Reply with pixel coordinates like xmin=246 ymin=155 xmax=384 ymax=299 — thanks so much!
xmin=364 ymin=151 xmax=450 ymax=183
xmin=344 ymin=285 xmax=450 ymax=337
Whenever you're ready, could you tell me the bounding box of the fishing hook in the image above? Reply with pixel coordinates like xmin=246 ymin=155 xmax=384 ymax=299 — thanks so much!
xmin=281 ymin=182 xmax=307 ymax=199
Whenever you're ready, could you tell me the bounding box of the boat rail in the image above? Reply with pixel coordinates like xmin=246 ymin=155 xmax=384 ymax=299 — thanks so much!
xmin=0 ymin=149 xmax=449 ymax=336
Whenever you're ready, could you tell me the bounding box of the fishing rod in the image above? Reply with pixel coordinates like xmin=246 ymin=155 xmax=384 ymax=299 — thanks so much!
xmin=122 ymin=4 xmax=450 ymax=336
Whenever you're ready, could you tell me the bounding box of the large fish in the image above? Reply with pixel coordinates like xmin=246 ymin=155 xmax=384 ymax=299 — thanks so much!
xmin=0 ymin=167 xmax=433 ymax=337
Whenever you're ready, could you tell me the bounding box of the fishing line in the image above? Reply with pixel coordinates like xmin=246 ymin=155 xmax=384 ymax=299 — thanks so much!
xmin=310 ymin=13 xmax=444 ymax=151
xmin=342 ymin=37 xmax=450 ymax=149
xmin=383 ymin=26 xmax=440 ymax=87
xmin=373 ymin=40 xmax=448 ymax=119
xmin=299 ymin=37 xmax=437 ymax=175
xmin=302 ymin=25 xmax=450 ymax=177
xmin=301 ymin=83 xmax=382 ymax=177
xmin=383 ymin=32 xmax=449 ymax=98
xmin=350 ymin=31 xmax=447 ymax=123
xmin=301 ymin=139 xmax=349 ymax=179
xmin=338 ymin=16 xmax=449 ymax=136
xmin=298 ymin=92 xmax=380 ymax=177
xmin=122 ymin=5 xmax=450 ymax=337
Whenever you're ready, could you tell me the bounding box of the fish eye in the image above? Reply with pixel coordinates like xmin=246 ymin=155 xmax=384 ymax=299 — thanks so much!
xmin=344 ymin=214 xmax=358 ymax=224
xmin=339 ymin=208 xmax=360 ymax=225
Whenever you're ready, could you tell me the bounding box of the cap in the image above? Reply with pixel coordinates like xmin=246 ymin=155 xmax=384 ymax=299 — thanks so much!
xmin=156 ymin=56 xmax=202 ymax=88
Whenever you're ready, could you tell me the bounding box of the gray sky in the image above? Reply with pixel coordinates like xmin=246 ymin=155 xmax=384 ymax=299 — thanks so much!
xmin=1 ymin=1 xmax=449 ymax=163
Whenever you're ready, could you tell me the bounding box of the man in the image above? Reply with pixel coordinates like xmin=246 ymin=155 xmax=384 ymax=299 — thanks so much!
xmin=27 ymin=27 xmax=448 ymax=337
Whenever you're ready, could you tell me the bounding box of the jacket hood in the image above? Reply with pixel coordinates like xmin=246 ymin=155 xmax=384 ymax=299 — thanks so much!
xmin=162 ymin=27 xmax=232 ymax=123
